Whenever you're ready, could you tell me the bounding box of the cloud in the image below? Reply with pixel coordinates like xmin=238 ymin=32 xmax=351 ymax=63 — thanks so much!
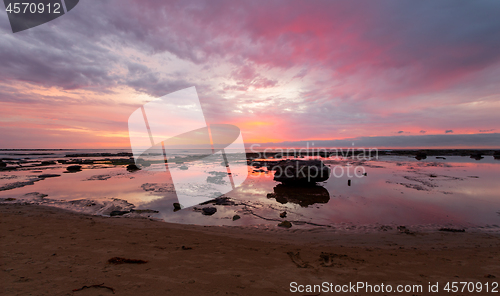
xmin=256 ymin=133 xmax=500 ymax=149
xmin=0 ymin=0 xmax=499 ymax=147
xmin=445 ymin=130 xmax=454 ymax=134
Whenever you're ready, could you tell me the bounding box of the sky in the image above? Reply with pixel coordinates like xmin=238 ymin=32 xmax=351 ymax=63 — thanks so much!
xmin=0 ymin=0 xmax=499 ymax=149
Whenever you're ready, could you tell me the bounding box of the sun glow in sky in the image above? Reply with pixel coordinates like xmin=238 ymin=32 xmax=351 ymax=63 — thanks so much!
xmin=0 ymin=0 xmax=499 ymax=148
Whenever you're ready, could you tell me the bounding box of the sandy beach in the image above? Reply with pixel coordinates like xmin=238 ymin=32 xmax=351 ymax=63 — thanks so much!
xmin=2 ymin=204 xmax=499 ymax=295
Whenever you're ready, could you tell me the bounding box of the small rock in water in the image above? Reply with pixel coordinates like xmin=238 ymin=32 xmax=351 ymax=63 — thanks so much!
xmin=0 ymin=161 xmax=6 ymax=168
xmin=278 ymin=220 xmax=292 ymax=228
xmin=179 ymin=165 xmax=188 ymax=170
xmin=415 ymin=152 xmax=427 ymax=160
xmin=126 ymin=164 xmax=140 ymax=171
xmin=280 ymin=211 xmax=287 ymax=218
xmin=439 ymin=228 xmax=465 ymax=233
xmin=109 ymin=210 xmax=130 ymax=217
xmin=470 ymin=153 xmax=483 ymax=161
xmin=232 ymin=215 xmax=241 ymax=221
xmin=38 ymin=174 xmax=61 ymax=179
xmin=41 ymin=161 xmax=57 ymax=166
xmin=66 ymin=165 xmax=82 ymax=172
xmin=202 ymin=207 xmax=217 ymax=215
xmin=173 ymin=203 xmax=182 ymax=211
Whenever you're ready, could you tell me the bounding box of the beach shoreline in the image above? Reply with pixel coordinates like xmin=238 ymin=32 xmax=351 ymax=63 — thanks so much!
xmin=2 ymin=204 xmax=499 ymax=295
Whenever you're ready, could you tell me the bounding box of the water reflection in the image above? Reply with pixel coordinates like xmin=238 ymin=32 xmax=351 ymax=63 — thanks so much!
xmin=1 ymin=150 xmax=500 ymax=231
xmin=266 ymin=184 xmax=330 ymax=207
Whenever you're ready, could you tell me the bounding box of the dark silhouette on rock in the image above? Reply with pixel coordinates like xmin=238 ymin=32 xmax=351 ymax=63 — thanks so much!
xmin=470 ymin=153 xmax=484 ymax=161
xmin=415 ymin=152 xmax=427 ymax=160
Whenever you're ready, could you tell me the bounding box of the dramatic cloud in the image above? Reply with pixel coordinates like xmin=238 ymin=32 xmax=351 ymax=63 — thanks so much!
xmin=0 ymin=0 xmax=499 ymax=148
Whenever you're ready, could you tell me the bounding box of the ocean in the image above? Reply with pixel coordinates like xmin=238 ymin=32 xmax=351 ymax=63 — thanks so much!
xmin=1 ymin=149 xmax=499 ymax=233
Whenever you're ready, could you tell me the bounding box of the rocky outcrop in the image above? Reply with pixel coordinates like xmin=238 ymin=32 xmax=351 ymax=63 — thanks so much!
xmin=415 ymin=152 xmax=427 ymax=160
xmin=66 ymin=165 xmax=82 ymax=172
xmin=126 ymin=164 xmax=140 ymax=171
xmin=201 ymin=207 xmax=217 ymax=215
xmin=271 ymin=159 xmax=330 ymax=184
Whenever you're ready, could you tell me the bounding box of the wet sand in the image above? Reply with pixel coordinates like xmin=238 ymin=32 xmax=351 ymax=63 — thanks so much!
xmin=2 ymin=204 xmax=500 ymax=295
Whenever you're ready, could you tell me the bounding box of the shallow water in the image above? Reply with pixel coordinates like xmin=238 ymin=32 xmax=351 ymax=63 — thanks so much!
xmin=1 ymin=149 xmax=499 ymax=232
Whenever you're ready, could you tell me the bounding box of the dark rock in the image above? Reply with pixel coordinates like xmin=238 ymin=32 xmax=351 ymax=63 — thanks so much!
xmin=470 ymin=153 xmax=483 ymax=161
xmin=173 ymin=203 xmax=182 ymax=211
xmin=232 ymin=215 xmax=241 ymax=221
xmin=272 ymin=159 xmax=330 ymax=184
xmin=38 ymin=174 xmax=61 ymax=179
xmin=66 ymin=165 xmax=82 ymax=172
xmin=130 ymin=209 xmax=159 ymax=214
xmin=109 ymin=210 xmax=130 ymax=216
xmin=41 ymin=160 xmax=57 ymax=166
xmin=439 ymin=228 xmax=465 ymax=233
xmin=0 ymin=161 xmax=7 ymax=168
xmin=415 ymin=152 xmax=427 ymax=160
xmin=126 ymin=164 xmax=140 ymax=171
xmin=278 ymin=221 xmax=292 ymax=228
xmin=280 ymin=211 xmax=287 ymax=218
xmin=267 ymin=184 xmax=330 ymax=207
xmin=201 ymin=207 xmax=217 ymax=215
xmin=436 ymin=157 xmax=446 ymax=160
